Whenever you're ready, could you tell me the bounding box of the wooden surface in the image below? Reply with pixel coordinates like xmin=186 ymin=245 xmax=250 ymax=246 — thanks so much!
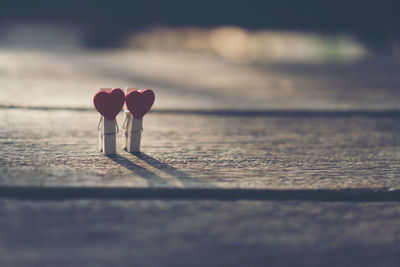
xmin=0 ymin=47 xmax=400 ymax=266
xmin=1 ymin=199 xmax=400 ymax=267
xmin=0 ymin=109 xmax=399 ymax=189
xmin=1 ymin=49 xmax=399 ymax=111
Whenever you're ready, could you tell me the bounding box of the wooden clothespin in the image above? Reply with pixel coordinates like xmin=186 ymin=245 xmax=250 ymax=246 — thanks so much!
xmin=93 ymin=88 xmax=125 ymax=155
xmin=124 ymin=88 xmax=155 ymax=153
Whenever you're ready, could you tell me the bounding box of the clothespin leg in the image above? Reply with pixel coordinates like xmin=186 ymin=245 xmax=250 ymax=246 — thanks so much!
xmin=99 ymin=117 xmax=117 ymax=155
xmin=125 ymin=114 xmax=142 ymax=153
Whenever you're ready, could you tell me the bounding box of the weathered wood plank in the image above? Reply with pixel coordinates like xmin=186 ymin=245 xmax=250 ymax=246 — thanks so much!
xmin=0 ymin=199 xmax=399 ymax=267
xmin=0 ymin=109 xmax=398 ymax=189
xmin=0 ymin=49 xmax=399 ymax=110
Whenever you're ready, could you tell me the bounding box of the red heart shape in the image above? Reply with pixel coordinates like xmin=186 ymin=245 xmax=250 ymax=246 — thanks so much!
xmin=126 ymin=89 xmax=155 ymax=119
xmin=93 ymin=88 xmax=125 ymax=120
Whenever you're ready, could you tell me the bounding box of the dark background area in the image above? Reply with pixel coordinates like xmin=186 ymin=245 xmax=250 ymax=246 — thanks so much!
xmin=1 ymin=0 xmax=399 ymax=49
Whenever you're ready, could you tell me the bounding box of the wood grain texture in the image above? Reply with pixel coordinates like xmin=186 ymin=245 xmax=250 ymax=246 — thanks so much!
xmin=0 ymin=109 xmax=398 ymax=189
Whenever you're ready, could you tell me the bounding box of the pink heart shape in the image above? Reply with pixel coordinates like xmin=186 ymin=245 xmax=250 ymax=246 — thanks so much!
xmin=126 ymin=89 xmax=155 ymax=119
xmin=93 ymin=88 xmax=125 ymax=120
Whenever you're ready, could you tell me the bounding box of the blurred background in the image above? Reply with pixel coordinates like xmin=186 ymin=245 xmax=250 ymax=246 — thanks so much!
xmin=0 ymin=0 xmax=399 ymax=110
xmin=1 ymin=0 xmax=399 ymax=59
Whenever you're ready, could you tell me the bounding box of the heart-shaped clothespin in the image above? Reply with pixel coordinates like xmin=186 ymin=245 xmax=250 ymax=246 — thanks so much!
xmin=124 ymin=88 xmax=155 ymax=153
xmin=93 ymin=88 xmax=125 ymax=155
xmin=125 ymin=89 xmax=155 ymax=119
xmin=93 ymin=88 xmax=125 ymax=120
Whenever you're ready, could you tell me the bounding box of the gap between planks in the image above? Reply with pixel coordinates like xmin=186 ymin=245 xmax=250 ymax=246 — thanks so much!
xmin=0 ymin=187 xmax=400 ymax=202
